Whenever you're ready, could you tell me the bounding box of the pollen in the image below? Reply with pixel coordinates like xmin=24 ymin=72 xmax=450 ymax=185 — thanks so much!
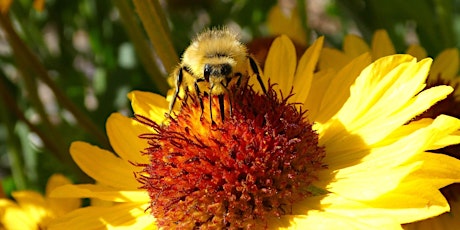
xmin=136 ymin=86 xmax=325 ymax=229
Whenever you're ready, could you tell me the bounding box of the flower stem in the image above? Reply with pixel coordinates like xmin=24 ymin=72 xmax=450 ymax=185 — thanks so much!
xmin=132 ymin=0 xmax=179 ymax=77
xmin=114 ymin=0 xmax=170 ymax=94
xmin=0 ymin=86 xmax=27 ymax=190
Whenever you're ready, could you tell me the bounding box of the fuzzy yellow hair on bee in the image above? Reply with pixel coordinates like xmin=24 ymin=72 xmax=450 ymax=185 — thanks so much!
xmin=168 ymin=28 xmax=266 ymax=122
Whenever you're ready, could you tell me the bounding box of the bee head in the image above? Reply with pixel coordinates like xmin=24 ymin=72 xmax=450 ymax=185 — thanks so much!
xmin=203 ymin=63 xmax=232 ymax=82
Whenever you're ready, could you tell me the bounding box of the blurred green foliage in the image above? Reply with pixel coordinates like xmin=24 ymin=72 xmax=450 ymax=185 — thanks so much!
xmin=0 ymin=0 xmax=459 ymax=197
xmin=336 ymin=0 xmax=458 ymax=56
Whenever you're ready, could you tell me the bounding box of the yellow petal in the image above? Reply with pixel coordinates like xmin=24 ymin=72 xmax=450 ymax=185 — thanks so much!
xmin=48 ymin=203 xmax=156 ymax=230
xmin=406 ymin=152 xmax=460 ymax=189
xmin=366 ymin=180 xmax=450 ymax=224
xmin=264 ymin=35 xmax=297 ymax=95
xmin=332 ymin=56 xmax=435 ymax=144
xmin=304 ymin=70 xmax=335 ymax=121
xmin=319 ymin=163 xmax=420 ymax=201
xmin=128 ymin=91 xmax=168 ymax=123
xmin=51 ymin=184 xmax=149 ymax=203
xmin=376 ymin=118 xmax=433 ymax=147
xmin=106 ymin=113 xmax=151 ymax=164
xmin=320 ymin=54 xmax=413 ymax=141
xmin=320 ymin=115 xmax=460 ymax=202
xmin=0 ymin=199 xmax=37 ymax=229
xmin=315 ymin=53 xmax=372 ymax=123
xmin=429 ymin=48 xmax=459 ymax=83
xmin=430 ymin=132 xmax=460 ymax=150
xmin=296 ymin=194 xmax=412 ymax=229
xmin=46 ymin=174 xmax=73 ymax=195
xmin=453 ymin=78 xmax=460 ymax=97
xmin=324 ymin=115 xmax=460 ymax=174
xmin=291 ymin=36 xmax=324 ymax=104
xmin=46 ymin=174 xmax=81 ymax=216
xmin=275 ymin=212 xmax=402 ymax=230
xmin=319 ymin=47 xmax=352 ymax=70
xmin=405 ymin=45 xmax=427 ymax=60
xmin=266 ymin=4 xmax=307 ymax=46
xmin=328 ymin=184 xmax=448 ymax=225
xmin=353 ymin=85 xmax=452 ymax=145
xmin=371 ymin=30 xmax=396 ymax=60
xmin=343 ymin=34 xmax=370 ymax=59
xmin=11 ymin=191 xmax=47 ymax=224
xmin=394 ymin=116 xmax=460 ymax=153
xmin=404 ymin=197 xmax=460 ymax=229
xmin=70 ymin=141 xmax=139 ymax=189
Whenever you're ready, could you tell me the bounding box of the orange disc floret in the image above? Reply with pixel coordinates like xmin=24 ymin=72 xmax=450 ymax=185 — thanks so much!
xmin=136 ymin=85 xmax=325 ymax=229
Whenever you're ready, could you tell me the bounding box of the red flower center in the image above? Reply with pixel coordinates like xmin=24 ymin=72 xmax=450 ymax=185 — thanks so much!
xmin=136 ymin=85 xmax=325 ymax=228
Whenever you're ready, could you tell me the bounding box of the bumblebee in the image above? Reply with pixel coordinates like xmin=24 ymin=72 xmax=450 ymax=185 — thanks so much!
xmin=168 ymin=28 xmax=266 ymax=122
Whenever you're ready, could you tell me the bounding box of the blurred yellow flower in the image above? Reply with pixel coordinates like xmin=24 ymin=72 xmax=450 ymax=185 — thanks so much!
xmin=0 ymin=174 xmax=81 ymax=229
xmin=0 ymin=0 xmax=44 ymax=13
xmin=50 ymin=36 xmax=460 ymax=229
xmin=0 ymin=0 xmax=12 ymax=13
xmin=266 ymin=2 xmax=307 ymax=47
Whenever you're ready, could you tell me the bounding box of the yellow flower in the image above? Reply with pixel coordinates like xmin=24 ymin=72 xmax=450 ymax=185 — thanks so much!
xmin=266 ymin=3 xmax=307 ymax=47
xmin=0 ymin=174 xmax=81 ymax=229
xmin=324 ymin=29 xmax=460 ymax=229
xmin=247 ymin=3 xmax=308 ymax=71
xmin=50 ymin=36 xmax=460 ymax=229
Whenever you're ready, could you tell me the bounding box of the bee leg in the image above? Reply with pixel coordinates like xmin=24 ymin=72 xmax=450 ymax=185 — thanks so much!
xmin=218 ymin=94 xmax=225 ymax=122
xmin=228 ymin=93 xmax=233 ymax=118
xmin=194 ymin=81 xmax=204 ymax=119
xmin=234 ymin=73 xmax=243 ymax=92
xmin=168 ymin=67 xmax=184 ymax=117
xmin=222 ymin=82 xmax=232 ymax=118
xmin=234 ymin=73 xmax=241 ymax=86
xmin=249 ymin=56 xmax=267 ymax=94
xmin=209 ymin=87 xmax=215 ymax=125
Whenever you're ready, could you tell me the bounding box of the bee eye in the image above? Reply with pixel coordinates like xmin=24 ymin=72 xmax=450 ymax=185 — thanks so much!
xmin=204 ymin=64 xmax=211 ymax=82
xmin=221 ymin=64 xmax=232 ymax=76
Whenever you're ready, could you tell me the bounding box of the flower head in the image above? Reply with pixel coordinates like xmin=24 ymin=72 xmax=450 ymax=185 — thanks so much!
xmin=136 ymin=85 xmax=325 ymax=228
xmin=50 ymin=35 xmax=460 ymax=229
